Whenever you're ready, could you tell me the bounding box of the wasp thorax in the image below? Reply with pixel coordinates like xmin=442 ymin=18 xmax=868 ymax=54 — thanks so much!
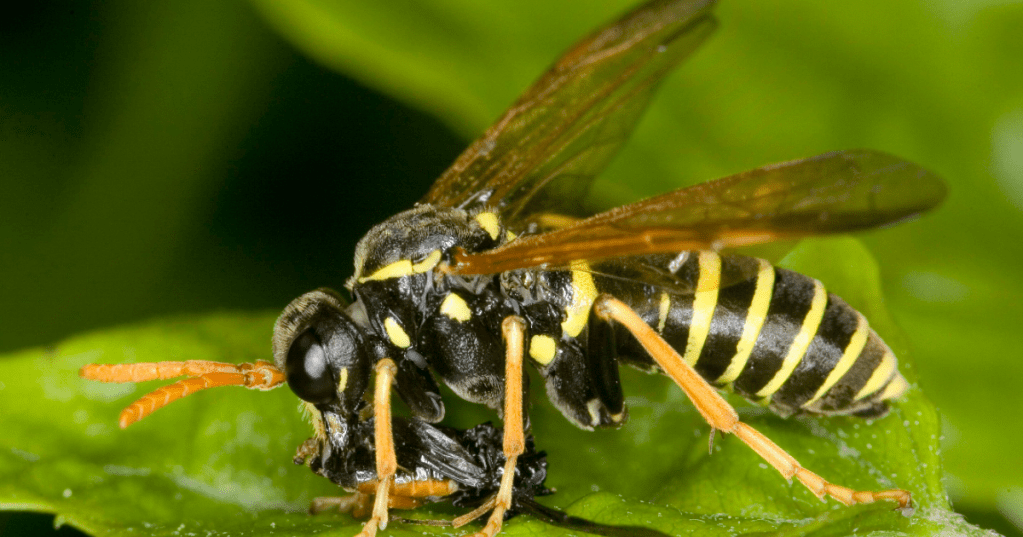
xmin=273 ymin=289 xmax=371 ymax=412
xmin=348 ymin=204 xmax=497 ymax=287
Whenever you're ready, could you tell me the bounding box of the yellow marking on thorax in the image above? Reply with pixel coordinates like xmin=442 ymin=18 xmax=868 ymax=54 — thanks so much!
xmin=337 ymin=367 xmax=349 ymax=393
xmin=358 ymin=250 xmax=441 ymax=283
xmin=475 ymin=212 xmax=500 ymax=241
xmin=529 ymin=335 xmax=557 ymax=365
xmin=757 ymin=279 xmax=828 ymax=398
xmin=440 ymin=293 xmax=472 ymax=322
xmin=505 ymin=230 xmax=517 ymax=241
xmin=657 ymin=292 xmax=671 ymax=333
xmin=384 ymin=317 xmax=411 ymax=348
xmin=717 ymin=259 xmax=774 ymax=383
xmin=682 ymin=251 xmax=721 ymax=366
xmin=360 ymin=259 xmax=413 ymax=282
xmin=854 ymin=351 xmax=897 ymax=400
xmin=561 ymin=260 xmax=598 ymax=338
xmin=803 ymin=312 xmax=869 ymax=406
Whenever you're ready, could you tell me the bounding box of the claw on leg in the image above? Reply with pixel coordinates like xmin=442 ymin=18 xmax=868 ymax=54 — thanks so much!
xmin=355 ymin=476 xmax=394 ymax=537
xmin=466 ymin=457 xmax=518 ymax=537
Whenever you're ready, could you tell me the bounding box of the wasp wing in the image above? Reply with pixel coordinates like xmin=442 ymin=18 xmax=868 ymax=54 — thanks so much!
xmin=422 ymin=0 xmax=716 ymax=223
xmin=447 ymin=150 xmax=947 ymax=275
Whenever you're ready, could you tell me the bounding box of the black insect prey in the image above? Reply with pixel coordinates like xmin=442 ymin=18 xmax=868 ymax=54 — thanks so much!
xmin=300 ymin=417 xmax=663 ymax=537
xmin=81 ymin=0 xmax=945 ymax=536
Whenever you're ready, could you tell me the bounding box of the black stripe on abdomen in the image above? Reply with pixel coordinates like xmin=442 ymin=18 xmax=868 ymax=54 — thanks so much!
xmin=769 ymin=293 xmax=860 ymax=410
xmin=732 ymin=268 xmax=817 ymax=397
xmin=809 ymin=332 xmax=888 ymax=413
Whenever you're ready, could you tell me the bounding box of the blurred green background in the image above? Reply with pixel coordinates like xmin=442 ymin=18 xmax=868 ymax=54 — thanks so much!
xmin=1 ymin=0 xmax=1020 ymax=536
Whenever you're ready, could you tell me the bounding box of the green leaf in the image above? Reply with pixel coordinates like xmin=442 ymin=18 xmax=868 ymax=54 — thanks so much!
xmin=0 ymin=239 xmax=992 ymax=536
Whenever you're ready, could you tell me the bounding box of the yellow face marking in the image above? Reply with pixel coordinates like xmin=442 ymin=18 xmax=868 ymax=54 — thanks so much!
xmin=756 ymin=279 xmax=828 ymax=398
xmin=854 ymin=351 xmax=897 ymax=400
xmin=384 ymin=317 xmax=411 ymax=348
xmin=505 ymin=230 xmax=517 ymax=241
xmin=682 ymin=251 xmax=721 ymax=366
xmin=716 ymin=259 xmax=774 ymax=383
xmin=803 ymin=312 xmax=869 ymax=406
xmin=878 ymin=372 xmax=909 ymax=401
xmin=358 ymin=250 xmax=441 ymax=283
xmin=475 ymin=212 xmax=500 ymax=241
xmin=560 ymin=260 xmax=598 ymax=338
xmin=440 ymin=293 xmax=472 ymax=322
xmin=657 ymin=292 xmax=671 ymax=334
xmin=529 ymin=335 xmax=557 ymax=365
xmin=336 ymin=367 xmax=349 ymax=393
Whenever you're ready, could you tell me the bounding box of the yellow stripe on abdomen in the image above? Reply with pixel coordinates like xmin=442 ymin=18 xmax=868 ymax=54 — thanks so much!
xmin=657 ymin=292 xmax=670 ymax=334
xmin=682 ymin=251 xmax=721 ymax=366
xmin=802 ymin=312 xmax=869 ymax=407
xmin=877 ymin=373 xmax=909 ymax=401
xmin=756 ymin=279 xmax=828 ymax=398
xmin=854 ymin=351 xmax=897 ymax=400
xmin=717 ymin=259 xmax=774 ymax=383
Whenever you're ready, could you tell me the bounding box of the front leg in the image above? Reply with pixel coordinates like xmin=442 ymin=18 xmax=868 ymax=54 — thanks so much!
xmin=453 ymin=316 xmax=527 ymax=537
xmin=356 ymin=358 xmax=399 ymax=537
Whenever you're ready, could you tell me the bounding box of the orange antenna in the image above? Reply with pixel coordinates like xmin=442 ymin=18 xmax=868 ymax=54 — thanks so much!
xmin=80 ymin=360 xmax=286 ymax=428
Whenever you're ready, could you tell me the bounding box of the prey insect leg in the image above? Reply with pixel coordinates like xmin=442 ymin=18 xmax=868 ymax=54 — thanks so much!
xmin=356 ymin=358 xmax=399 ymax=537
xmin=453 ymin=316 xmax=527 ymax=537
xmin=312 ymin=478 xmax=457 ymax=518
xmin=593 ymin=296 xmax=911 ymax=509
xmin=79 ymin=360 xmax=285 ymax=428
xmin=309 ymin=494 xmax=371 ymax=516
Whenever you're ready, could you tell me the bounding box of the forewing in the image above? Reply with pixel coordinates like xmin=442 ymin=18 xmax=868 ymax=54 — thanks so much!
xmin=422 ymin=0 xmax=717 ymax=222
xmin=447 ymin=150 xmax=947 ymax=275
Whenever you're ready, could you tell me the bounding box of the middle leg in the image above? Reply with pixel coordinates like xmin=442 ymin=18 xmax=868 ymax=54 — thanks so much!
xmin=453 ymin=316 xmax=527 ymax=537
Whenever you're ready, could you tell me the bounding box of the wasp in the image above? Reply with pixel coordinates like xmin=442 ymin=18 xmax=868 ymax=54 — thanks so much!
xmin=81 ymin=0 xmax=946 ymax=535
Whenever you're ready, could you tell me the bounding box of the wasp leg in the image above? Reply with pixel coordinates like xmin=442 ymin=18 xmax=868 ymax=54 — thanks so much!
xmin=593 ymin=296 xmax=911 ymax=509
xmin=453 ymin=316 xmax=527 ymax=537
xmin=355 ymin=358 xmax=399 ymax=537
xmin=80 ymin=360 xmax=286 ymax=428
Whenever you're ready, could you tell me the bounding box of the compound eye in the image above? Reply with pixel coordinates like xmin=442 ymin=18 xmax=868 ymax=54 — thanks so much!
xmin=285 ymin=329 xmax=336 ymax=404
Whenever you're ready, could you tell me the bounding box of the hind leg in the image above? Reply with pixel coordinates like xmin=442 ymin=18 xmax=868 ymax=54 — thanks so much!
xmin=594 ymin=295 xmax=911 ymax=508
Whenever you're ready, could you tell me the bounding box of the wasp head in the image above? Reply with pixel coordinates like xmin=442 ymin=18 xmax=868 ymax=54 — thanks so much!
xmin=272 ymin=289 xmax=372 ymax=420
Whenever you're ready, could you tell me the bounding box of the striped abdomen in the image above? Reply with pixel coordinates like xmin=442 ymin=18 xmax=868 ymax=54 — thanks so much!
xmin=600 ymin=251 xmax=908 ymax=418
